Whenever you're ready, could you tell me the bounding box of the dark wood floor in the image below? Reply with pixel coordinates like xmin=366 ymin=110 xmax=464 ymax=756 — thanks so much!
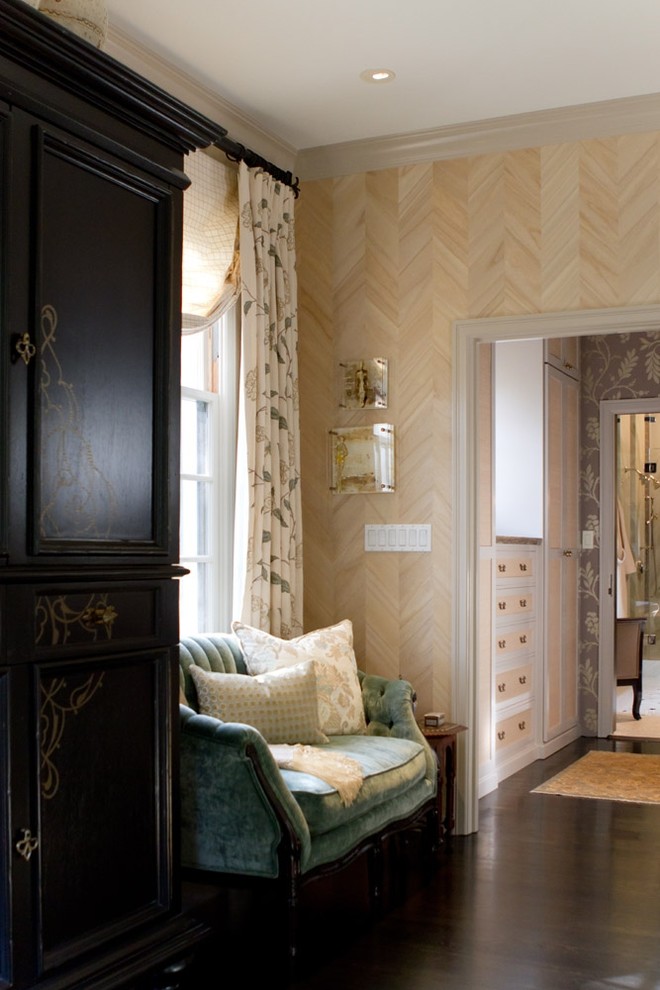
xmin=184 ymin=735 xmax=660 ymax=989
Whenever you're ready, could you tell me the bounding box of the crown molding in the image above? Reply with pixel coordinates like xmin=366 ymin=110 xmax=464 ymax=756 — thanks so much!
xmin=296 ymin=93 xmax=660 ymax=181
xmin=104 ymin=23 xmax=297 ymax=173
xmin=103 ymin=25 xmax=660 ymax=184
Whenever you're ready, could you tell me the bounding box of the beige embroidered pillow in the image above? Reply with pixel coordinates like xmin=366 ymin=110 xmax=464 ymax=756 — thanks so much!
xmin=188 ymin=660 xmax=328 ymax=745
xmin=231 ymin=619 xmax=367 ymax=736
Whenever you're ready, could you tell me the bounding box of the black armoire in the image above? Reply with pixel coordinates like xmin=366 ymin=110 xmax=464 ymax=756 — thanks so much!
xmin=0 ymin=2 xmax=225 ymax=987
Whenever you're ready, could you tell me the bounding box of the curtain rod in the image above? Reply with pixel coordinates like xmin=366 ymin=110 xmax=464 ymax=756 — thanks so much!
xmin=215 ymin=134 xmax=300 ymax=198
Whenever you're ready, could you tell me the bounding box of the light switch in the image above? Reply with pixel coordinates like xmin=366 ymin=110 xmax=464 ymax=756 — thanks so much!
xmin=364 ymin=524 xmax=432 ymax=552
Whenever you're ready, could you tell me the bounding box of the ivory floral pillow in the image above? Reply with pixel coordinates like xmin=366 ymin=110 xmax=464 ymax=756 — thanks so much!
xmin=231 ymin=619 xmax=367 ymax=736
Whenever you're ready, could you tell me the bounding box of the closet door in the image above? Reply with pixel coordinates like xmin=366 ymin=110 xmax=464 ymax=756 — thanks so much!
xmin=544 ymin=363 xmax=580 ymax=741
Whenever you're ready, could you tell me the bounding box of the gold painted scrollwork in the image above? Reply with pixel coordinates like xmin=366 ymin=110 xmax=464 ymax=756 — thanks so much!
xmin=39 ymin=303 xmax=118 ymax=540
xmin=40 ymin=673 xmax=105 ymax=800
xmin=36 ymin=593 xmax=118 ymax=646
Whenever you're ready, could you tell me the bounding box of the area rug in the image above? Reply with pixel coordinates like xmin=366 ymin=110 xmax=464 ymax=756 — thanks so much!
xmin=532 ymin=750 xmax=660 ymax=804
xmin=610 ymin=714 xmax=660 ymax=742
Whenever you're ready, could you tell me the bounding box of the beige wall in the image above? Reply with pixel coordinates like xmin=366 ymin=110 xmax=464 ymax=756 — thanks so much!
xmin=296 ymin=132 xmax=660 ymax=718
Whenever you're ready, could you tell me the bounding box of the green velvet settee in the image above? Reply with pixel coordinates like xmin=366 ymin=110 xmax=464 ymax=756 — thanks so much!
xmin=178 ymin=631 xmax=438 ymax=968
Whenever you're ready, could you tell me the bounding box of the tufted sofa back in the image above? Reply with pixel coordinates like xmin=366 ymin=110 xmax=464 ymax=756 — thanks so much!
xmin=179 ymin=634 xmax=247 ymax=708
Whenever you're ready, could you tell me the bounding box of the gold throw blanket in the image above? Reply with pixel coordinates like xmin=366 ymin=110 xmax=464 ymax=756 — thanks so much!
xmin=269 ymin=744 xmax=364 ymax=806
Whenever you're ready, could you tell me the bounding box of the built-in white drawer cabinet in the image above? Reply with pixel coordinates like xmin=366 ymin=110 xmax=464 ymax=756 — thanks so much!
xmin=495 ymin=661 xmax=533 ymax=705
xmin=495 ymin=706 xmax=533 ymax=751
xmin=495 ymin=624 xmax=535 ymax=659
xmin=493 ymin=543 xmax=540 ymax=780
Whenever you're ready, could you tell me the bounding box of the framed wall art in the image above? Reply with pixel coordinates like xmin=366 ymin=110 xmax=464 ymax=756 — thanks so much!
xmin=329 ymin=424 xmax=395 ymax=494
xmin=337 ymin=357 xmax=388 ymax=409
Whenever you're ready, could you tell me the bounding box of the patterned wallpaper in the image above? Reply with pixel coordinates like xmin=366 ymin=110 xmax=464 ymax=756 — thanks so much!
xmin=296 ymin=132 xmax=660 ymax=741
xmin=580 ymin=331 xmax=660 ymax=731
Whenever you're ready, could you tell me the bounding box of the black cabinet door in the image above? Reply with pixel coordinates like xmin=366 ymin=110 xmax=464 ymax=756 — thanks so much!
xmin=0 ymin=663 xmax=11 ymax=988
xmin=0 ymin=101 xmax=8 ymax=564
xmin=7 ymin=111 xmax=181 ymax=564
xmin=2 ymin=647 xmax=175 ymax=988
xmin=36 ymin=650 xmax=174 ymax=978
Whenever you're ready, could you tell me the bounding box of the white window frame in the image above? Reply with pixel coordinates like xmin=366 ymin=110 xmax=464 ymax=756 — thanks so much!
xmin=179 ymin=304 xmax=240 ymax=635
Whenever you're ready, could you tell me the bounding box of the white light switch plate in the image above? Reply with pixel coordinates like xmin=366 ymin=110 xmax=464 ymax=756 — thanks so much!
xmin=364 ymin=524 xmax=432 ymax=552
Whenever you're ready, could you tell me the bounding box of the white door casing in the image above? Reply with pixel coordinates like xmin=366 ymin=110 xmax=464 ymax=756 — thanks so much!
xmin=453 ymin=304 xmax=660 ymax=836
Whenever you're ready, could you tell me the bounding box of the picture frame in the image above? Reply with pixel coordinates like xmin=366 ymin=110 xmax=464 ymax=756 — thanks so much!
xmin=337 ymin=357 xmax=388 ymax=409
xmin=329 ymin=424 xmax=395 ymax=494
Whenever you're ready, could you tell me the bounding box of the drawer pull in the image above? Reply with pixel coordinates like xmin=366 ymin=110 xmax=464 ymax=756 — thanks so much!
xmin=16 ymin=828 xmax=39 ymax=862
xmin=519 ymin=675 xmax=527 ymax=685
xmin=519 ymin=598 xmax=527 ymax=608
xmin=81 ymin=602 xmax=118 ymax=629
xmin=519 ymin=563 xmax=528 ymax=572
xmin=497 ymin=730 xmax=506 ymax=741
xmin=518 ymin=720 xmax=526 ymax=731
xmin=498 ymin=639 xmax=507 ymax=649
xmin=498 ymin=563 xmax=507 ymax=573
xmin=497 ymin=682 xmax=506 ymax=693
xmin=519 ymin=634 xmax=527 ymax=645
xmin=498 ymin=601 xmax=507 ymax=610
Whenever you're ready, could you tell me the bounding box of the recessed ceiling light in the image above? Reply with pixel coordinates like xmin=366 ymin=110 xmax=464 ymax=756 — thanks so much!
xmin=360 ymin=68 xmax=396 ymax=83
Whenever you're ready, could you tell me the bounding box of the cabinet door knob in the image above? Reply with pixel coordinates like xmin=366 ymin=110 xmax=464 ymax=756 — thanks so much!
xmin=14 ymin=332 xmax=37 ymax=366
xmin=563 ymin=549 xmax=573 ymax=558
xmin=15 ymin=828 xmax=39 ymax=862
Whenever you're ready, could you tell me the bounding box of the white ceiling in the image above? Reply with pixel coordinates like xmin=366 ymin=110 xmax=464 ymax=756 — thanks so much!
xmin=105 ymin=0 xmax=660 ymax=154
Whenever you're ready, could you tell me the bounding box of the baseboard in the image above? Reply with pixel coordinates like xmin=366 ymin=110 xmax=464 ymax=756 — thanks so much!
xmin=538 ymin=726 xmax=582 ymax=760
xmin=479 ymin=725 xmax=583 ymax=799
xmin=486 ymin=726 xmax=583 ymax=790
xmin=495 ymin=744 xmax=539 ymax=785
xmin=478 ymin=761 xmax=499 ymax=799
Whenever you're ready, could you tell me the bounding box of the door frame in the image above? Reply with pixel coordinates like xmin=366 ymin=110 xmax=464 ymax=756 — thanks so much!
xmin=453 ymin=303 xmax=660 ymax=835
xmin=599 ymin=397 xmax=660 ymax=736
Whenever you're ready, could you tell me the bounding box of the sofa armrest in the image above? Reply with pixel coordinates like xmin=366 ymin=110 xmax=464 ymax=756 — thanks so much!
xmin=179 ymin=705 xmax=312 ymax=877
xmin=360 ymin=674 xmax=437 ymax=781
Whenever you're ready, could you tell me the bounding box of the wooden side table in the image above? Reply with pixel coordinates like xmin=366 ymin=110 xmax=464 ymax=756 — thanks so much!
xmin=417 ymin=722 xmax=467 ymax=841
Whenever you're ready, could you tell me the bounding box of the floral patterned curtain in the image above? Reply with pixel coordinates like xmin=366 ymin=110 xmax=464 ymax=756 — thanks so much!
xmin=235 ymin=161 xmax=303 ymax=637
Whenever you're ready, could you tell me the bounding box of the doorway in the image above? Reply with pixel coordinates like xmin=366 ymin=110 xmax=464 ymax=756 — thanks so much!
xmin=453 ymin=304 xmax=660 ymax=836
xmin=616 ymin=412 xmax=660 ymax=641
xmin=615 ymin=411 xmax=660 ymax=732
xmin=599 ymin=401 xmax=660 ymax=738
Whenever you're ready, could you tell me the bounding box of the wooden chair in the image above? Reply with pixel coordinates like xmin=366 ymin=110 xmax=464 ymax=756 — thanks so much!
xmin=616 ymin=618 xmax=646 ymax=720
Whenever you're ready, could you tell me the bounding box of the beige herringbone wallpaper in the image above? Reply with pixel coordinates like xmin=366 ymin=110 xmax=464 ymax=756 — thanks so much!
xmin=296 ymin=132 xmax=660 ymax=719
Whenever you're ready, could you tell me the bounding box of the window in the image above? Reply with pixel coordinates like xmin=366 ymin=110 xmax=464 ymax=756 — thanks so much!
xmin=179 ymin=304 xmax=240 ymax=635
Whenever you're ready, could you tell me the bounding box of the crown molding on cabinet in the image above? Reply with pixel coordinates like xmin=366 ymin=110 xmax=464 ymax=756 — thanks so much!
xmin=105 ymin=25 xmax=660 ymax=183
